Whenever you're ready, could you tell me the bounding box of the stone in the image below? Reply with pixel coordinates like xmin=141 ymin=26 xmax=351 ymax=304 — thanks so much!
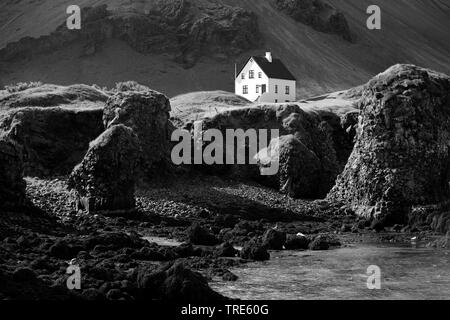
xmin=68 ymin=125 xmax=140 ymax=214
xmin=262 ymin=229 xmax=287 ymax=250
xmin=284 ymin=234 xmax=310 ymax=250
xmin=103 ymin=90 xmax=171 ymax=179
xmin=309 ymin=235 xmax=341 ymax=251
xmin=187 ymin=223 xmax=220 ymax=246
xmin=0 ymin=138 xmax=26 ymax=210
xmin=137 ymin=262 xmax=224 ymax=301
xmin=214 ymin=242 xmax=238 ymax=257
xmin=328 ymin=64 xmax=450 ymax=226
xmin=240 ymin=237 xmax=270 ymax=261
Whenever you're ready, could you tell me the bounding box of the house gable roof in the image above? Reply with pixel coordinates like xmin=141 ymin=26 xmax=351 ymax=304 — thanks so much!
xmin=236 ymin=55 xmax=297 ymax=81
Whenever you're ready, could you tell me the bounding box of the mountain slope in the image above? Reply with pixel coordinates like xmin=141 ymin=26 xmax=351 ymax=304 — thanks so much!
xmin=0 ymin=0 xmax=449 ymax=98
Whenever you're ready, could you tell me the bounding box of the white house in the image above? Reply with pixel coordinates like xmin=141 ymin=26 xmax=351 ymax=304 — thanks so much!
xmin=235 ymin=52 xmax=296 ymax=103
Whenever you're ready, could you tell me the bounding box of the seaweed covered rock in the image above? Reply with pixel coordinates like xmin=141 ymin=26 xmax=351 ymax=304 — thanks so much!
xmin=103 ymin=90 xmax=171 ymax=179
xmin=0 ymin=138 xmax=26 ymax=209
xmin=68 ymin=125 xmax=140 ymax=214
xmin=328 ymin=64 xmax=450 ymax=225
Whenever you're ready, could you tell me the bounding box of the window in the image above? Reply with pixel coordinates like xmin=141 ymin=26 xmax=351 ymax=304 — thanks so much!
xmin=243 ymin=85 xmax=248 ymax=94
xmin=258 ymin=72 xmax=262 ymax=78
xmin=275 ymin=85 xmax=278 ymax=94
xmin=241 ymin=73 xmax=245 ymax=79
xmin=256 ymin=85 xmax=260 ymax=93
xmin=285 ymin=86 xmax=290 ymax=95
xmin=249 ymin=70 xmax=254 ymax=79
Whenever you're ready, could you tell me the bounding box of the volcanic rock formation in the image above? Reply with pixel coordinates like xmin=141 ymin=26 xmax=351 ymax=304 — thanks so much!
xmin=328 ymin=64 xmax=450 ymax=225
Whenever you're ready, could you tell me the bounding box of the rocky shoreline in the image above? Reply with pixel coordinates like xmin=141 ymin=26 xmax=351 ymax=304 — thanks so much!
xmin=1 ymin=64 xmax=449 ymax=300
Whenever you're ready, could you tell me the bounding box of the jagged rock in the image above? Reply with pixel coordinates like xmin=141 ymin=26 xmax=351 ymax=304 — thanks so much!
xmin=68 ymin=125 xmax=140 ymax=214
xmin=137 ymin=262 xmax=224 ymax=301
xmin=0 ymin=138 xmax=26 ymax=209
xmin=328 ymin=64 xmax=450 ymax=226
xmin=273 ymin=0 xmax=352 ymax=41
xmin=214 ymin=242 xmax=238 ymax=257
xmin=0 ymin=84 xmax=106 ymax=177
xmin=284 ymin=234 xmax=310 ymax=250
xmin=103 ymin=90 xmax=171 ymax=179
xmin=240 ymin=237 xmax=270 ymax=261
xmin=187 ymin=223 xmax=220 ymax=246
xmin=262 ymin=229 xmax=286 ymax=250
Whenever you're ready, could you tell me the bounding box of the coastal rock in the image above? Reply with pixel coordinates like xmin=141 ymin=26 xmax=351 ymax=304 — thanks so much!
xmin=214 ymin=242 xmax=238 ymax=257
xmin=240 ymin=237 xmax=270 ymax=261
xmin=68 ymin=125 xmax=140 ymax=214
xmin=284 ymin=234 xmax=310 ymax=250
xmin=328 ymin=65 xmax=450 ymax=226
xmin=103 ymin=90 xmax=171 ymax=179
xmin=187 ymin=223 xmax=220 ymax=246
xmin=0 ymin=84 xmax=106 ymax=177
xmin=262 ymin=229 xmax=286 ymax=250
xmin=137 ymin=262 xmax=224 ymax=301
xmin=201 ymin=104 xmax=341 ymax=198
xmin=0 ymin=138 xmax=26 ymax=209
xmin=308 ymin=234 xmax=340 ymax=250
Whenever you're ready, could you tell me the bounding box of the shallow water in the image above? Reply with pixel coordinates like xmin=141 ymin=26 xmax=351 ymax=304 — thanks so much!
xmin=211 ymin=244 xmax=450 ymax=300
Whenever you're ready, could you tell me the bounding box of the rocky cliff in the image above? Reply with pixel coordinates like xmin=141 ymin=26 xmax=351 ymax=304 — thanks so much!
xmin=0 ymin=1 xmax=261 ymax=69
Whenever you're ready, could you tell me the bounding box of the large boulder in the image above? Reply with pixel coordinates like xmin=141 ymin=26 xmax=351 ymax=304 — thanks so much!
xmin=68 ymin=125 xmax=140 ymax=214
xmin=328 ymin=64 xmax=450 ymax=225
xmin=0 ymin=138 xmax=26 ymax=209
xmin=103 ymin=90 xmax=172 ymax=179
xmin=0 ymin=84 xmax=107 ymax=177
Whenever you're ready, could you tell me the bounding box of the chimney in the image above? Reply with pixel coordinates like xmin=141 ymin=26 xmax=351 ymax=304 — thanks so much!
xmin=265 ymin=52 xmax=272 ymax=63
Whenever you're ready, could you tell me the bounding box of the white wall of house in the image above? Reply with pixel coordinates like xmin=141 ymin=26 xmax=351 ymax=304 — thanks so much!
xmin=235 ymin=58 xmax=297 ymax=103
xmin=235 ymin=59 xmax=269 ymax=102
xmin=263 ymin=78 xmax=296 ymax=103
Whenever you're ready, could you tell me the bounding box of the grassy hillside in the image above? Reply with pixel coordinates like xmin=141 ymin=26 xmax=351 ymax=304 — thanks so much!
xmin=0 ymin=0 xmax=449 ymax=98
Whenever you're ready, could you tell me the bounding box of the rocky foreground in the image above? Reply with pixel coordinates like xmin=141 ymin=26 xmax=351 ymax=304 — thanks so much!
xmin=0 ymin=65 xmax=449 ymax=300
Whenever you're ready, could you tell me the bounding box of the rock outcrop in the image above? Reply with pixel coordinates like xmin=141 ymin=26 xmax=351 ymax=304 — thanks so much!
xmin=0 ymin=84 xmax=107 ymax=177
xmin=272 ymin=0 xmax=353 ymax=41
xmin=0 ymin=1 xmax=261 ymax=68
xmin=328 ymin=64 xmax=450 ymax=225
xmin=0 ymin=138 xmax=26 ymax=209
xmin=68 ymin=125 xmax=140 ymax=214
xmin=103 ymin=90 xmax=172 ymax=179
xmin=199 ymin=104 xmax=342 ymax=198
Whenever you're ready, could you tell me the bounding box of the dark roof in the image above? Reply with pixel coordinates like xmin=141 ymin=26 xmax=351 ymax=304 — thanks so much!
xmin=236 ymin=56 xmax=297 ymax=81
